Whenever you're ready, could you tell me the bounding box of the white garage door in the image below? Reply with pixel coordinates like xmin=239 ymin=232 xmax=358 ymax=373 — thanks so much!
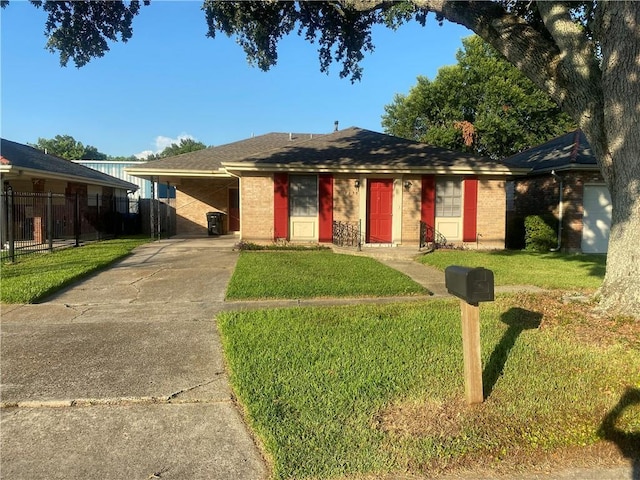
xmin=581 ymin=185 xmax=612 ymax=253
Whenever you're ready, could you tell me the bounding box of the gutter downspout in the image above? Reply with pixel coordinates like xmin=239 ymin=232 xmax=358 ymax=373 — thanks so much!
xmin=550 ymin=169 xmax=563 ymax=251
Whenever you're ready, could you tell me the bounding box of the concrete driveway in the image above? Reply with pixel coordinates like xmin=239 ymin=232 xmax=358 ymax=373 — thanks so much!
xmin=1 ymin=237 xmax=268 ymax=480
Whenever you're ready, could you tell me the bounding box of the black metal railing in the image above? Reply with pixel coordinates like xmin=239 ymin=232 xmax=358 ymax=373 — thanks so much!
xmin=419 ymin=221 xmax=447 ymax=252
xmin=1 ymin=190 xmax=142 ymax=262
xmin=332 ymin=220 xmax=362 ymax=250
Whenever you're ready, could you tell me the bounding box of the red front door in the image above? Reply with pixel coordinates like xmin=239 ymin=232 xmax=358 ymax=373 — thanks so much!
xmin=367 ymin=179 xmax=393 ymax=243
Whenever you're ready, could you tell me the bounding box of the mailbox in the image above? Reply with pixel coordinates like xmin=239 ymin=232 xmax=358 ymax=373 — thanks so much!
xmin=445 ymin=266 xmax=494 ymax=304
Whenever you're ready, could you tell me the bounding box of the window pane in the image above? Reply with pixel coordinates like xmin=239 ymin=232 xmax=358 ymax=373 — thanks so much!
xmin=435 ymin=178 xmax=462 ymax=217
xmin=290 ymin=175 xmax=318 ymax=216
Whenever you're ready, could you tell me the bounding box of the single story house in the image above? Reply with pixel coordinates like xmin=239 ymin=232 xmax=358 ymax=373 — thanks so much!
xmin=1 ymin=138 xmax=139 ymax=244
xmin=1 ymin=138 xmax=138 ymax=198
xmin=503 ymin=129 xmax=610 ymax=253
xmin=127 ymin=127 xmax=529 ymax=248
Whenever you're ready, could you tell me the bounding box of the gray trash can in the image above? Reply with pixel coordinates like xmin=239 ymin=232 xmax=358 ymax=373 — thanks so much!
xmin=206 ymin=212 xmax=226 ymax=236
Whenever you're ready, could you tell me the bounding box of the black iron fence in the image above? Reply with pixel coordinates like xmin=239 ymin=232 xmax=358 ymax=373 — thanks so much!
xmin=332 ymin=220 xmax=362 ymax=250
xmin=1 ymin=190 xmax=142 ymax=262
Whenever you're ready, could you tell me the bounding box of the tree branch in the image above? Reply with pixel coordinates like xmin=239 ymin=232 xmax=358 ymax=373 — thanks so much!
xmin=537 ymin=2 xmax=600 ymax=87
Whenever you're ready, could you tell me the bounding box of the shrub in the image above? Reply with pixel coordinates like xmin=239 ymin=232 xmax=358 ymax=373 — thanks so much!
xmin=524 ymin=215 xmax=557 ymax=252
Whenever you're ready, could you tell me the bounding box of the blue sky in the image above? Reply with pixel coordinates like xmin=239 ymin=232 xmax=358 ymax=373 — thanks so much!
xmin=1 ymin=1 xmax=471 ymax=158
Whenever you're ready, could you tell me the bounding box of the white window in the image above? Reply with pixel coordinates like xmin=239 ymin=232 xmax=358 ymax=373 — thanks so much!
xmin=290 ymin=175 xmax=318 ymax=217
xmin=436 ymin=178 xmax=462 ymax=217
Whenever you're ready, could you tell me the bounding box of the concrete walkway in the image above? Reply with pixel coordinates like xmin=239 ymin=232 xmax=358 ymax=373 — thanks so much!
xmin=1 ymin=238 xmax=632 ymax=480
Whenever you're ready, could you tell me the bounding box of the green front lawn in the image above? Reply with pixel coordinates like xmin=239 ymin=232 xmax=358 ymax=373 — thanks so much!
xmin=0 ymin=237 xmax=151 ymax=304
xmin=219 ymin=298 xmax=639 ymax=479
xmin=419 ymin=250 xmax=605 ymax=290
xmin=225 ymin=250 xmax=428 ymax=299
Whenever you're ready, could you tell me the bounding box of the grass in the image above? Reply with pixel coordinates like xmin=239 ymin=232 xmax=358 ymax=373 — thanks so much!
xmin=0 ymin=236 xmax=151 ymax=303
xmin=225 ymin=250 xmax=428 ymax=299
xmin=218 ymin=297 xmax=640 ymax=479
xmin=419 ymin=250 xmax=606 ymax=290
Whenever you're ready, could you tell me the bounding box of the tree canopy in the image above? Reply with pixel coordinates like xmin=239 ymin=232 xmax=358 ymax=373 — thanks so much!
xmin=381 ymin=35 xmax=575 ymax=159
xmin=158 ymin=138 xmax=207 ymax=158
xmin=31 ymin=134 xmax=108 ymax=160
xmin=7 ymin=1 xmax=640 ymax=315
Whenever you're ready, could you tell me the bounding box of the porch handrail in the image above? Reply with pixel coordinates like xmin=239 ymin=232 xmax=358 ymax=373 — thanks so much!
xmin=419 ymin=221 xmax=447 ymax=252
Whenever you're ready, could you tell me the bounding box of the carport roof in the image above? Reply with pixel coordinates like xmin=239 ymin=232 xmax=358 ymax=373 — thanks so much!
xmin=126 ymin=132 xmax=322 ymax=179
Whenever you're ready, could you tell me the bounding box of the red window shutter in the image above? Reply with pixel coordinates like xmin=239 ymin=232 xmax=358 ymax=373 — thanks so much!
xmin=421 ymin=175 xmax=436 ymax=242
xmin=421 ymin=175 xmax=436 ymax=225
xmin=273 ymin=173 xmax=289 ymax=240
xmin=463 ymin=177 xmax=478 ymax=242
xmin=318 ymin=174 xmax=333 ymax=242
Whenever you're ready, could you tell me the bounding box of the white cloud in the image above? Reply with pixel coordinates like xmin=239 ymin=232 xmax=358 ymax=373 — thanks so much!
xmin=134 ymin=150 xmax=154 ymax=160
xmin=135 ymin=133 xmax=197 ymax=159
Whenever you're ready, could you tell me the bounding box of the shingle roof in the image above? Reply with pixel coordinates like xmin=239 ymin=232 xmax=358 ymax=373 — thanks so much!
xmin=129 ymin=132 xmax=322 ymax=173
xmin=225 ymin=127 xmax=516 ymax=173
xmin=502 ymin=129 xmax=597 ymax=173
xmin=0 ymin=138 xmax=138 ymax=190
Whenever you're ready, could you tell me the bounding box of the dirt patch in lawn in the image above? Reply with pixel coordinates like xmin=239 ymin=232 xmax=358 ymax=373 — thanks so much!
xmin=374 ymin=397 xmax=467 ymax=439
xmin=496 ymin=291 xmax=640 ymax=349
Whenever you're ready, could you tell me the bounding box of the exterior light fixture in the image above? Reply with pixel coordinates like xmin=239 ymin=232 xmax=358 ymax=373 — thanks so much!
xmin=354 ymin=180 xmax=360 ymax=189
xmin=404 ymin=180 xmax=412 ymax=189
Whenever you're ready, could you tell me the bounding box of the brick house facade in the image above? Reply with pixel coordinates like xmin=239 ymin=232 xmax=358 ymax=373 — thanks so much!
xmin=504 ymin=130 xmax=609 ymax=253
xmin=128 ymin=127 xmax=527 ymax=249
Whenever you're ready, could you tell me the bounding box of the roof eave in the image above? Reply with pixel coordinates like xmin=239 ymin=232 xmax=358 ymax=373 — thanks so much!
xmin=223 ymin=162 xmax=530 ymax=176
xmin=529 ymin=164 xmax=600 ymax=175
xmin=0 ymin=165 xmax=137 ymax=190
xmin=125 ymin=167 xmax=231 ymax=179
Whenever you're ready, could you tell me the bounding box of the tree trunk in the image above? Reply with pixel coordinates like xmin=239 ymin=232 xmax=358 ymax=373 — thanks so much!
xmin=591 ymin=2 xmax=640 ymax=317
xmin=598 ymin=180 xmax=640 ymax=317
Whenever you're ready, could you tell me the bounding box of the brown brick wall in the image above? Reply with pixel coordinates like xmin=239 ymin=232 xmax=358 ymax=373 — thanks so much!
xmin=512 ymin=170 xmax=605 ymax=251
xmin=333 ymin=175 xmax=360 ymax=223
xmin=475 ymin=177 xmax=507 ymax=249
xmin=240 ymin=174 xmax=274 ymax=243
xmin=175 ymin=178 xmax=237 ymax=235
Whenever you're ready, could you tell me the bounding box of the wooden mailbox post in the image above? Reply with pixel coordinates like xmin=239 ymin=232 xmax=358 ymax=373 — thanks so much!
xmin=445 ymin=266 xmax=495 ymax=405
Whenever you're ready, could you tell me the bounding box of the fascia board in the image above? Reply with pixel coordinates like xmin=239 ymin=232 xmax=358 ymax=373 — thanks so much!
xmin=222 ymin=163 xmax=531 ymax=176
xmin=125 ymin=168 xmax=231 ymax=179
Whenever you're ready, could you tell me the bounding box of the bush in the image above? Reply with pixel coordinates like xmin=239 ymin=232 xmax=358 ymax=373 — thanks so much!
xmin=524 ymin=215 xmax=557 ymax=252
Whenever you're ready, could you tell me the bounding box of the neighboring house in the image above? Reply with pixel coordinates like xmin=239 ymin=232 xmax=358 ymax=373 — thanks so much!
xmin=1 ymin=139 xmax=138 ymax=197
xmin=73 ymin=160 xmax=176 ymax=199
xmin=127 ymin=127 xmax=528 ymax=248
xmin=503 ymin=129 xmax=610 ymax=253
xmin=1 ymin=138 xmax=139 ymax=245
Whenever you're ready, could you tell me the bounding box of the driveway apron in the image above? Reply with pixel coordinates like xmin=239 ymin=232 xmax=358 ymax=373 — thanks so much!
xmin=1 ymin=237 xmax=268 ymax=480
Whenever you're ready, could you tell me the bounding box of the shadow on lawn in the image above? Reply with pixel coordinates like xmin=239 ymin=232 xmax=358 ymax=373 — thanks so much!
xmin=487 ymin=250 xmax=606 ymax=279
xmin=598 ymin=387 xmax=640 ymax=480
xmin=483 ymin=307 xmax=542 ymax=399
